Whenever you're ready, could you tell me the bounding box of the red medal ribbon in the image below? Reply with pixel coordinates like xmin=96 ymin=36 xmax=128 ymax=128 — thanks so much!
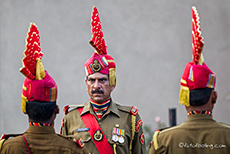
xmin=78 ymin=107 xmax=114 ymax=154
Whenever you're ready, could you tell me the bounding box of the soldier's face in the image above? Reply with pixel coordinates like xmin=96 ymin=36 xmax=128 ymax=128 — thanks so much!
xmin=85 ymin=72 xmax=115 ymax=103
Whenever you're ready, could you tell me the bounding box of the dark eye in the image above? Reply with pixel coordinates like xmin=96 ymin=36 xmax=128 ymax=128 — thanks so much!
xmin=99 ymin=78 xmax=107 ymax=83
xmin=88 ymin=79 xmax=95 ymax=84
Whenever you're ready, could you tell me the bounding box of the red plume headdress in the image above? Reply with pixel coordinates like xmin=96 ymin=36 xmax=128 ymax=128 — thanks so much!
xmin=19 ymin=23 xmax=57 ymax=113
xmin=179 ymin=7 xmax=216 ymax=106
xmin=85 ymin=6 xmax=116 ymax=86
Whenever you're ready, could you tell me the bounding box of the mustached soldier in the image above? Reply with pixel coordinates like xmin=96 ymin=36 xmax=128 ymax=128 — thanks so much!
xmin=61 ymin=6 xmax=146 ymax=154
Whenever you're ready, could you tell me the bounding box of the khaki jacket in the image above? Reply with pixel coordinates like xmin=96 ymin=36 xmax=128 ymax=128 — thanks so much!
xmin=149 ymin=114 xmax=230 ymax=154
xmin=0 ymin=126 xmax=88 ymax=154
xmin=61 ymin=101 xmax=146 ymax=154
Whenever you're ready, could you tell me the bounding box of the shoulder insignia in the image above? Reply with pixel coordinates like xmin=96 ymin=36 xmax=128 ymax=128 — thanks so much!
xmin=130 ymin=106 xmax=138 ymax=116
xmin=63 ymin=105 xmax=70 ymax=115
xmin=0 ymin=134 xmax=8 ymax=141
xmin=140 ymin=132 xmax=144 ymax=145
xmin=76 ymin=138 xmax=84 ymax=148
xmin=135 ymin=119 xmax=143 ymax=132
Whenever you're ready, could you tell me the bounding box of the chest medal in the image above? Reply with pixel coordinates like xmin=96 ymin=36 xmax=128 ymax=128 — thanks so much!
xmin=112 ymin=127 xmax=125 ymax=144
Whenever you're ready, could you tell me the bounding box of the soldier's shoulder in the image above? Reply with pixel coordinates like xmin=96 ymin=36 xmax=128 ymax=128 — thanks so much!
xmin=158 ymin=124 xmax=184 ymax=136
xmin=116 ymin=103 xmax=139 ymax=116
xmin=152 ymin=125 xmax=182 ymax=141
xmin=0 ymin=134 xmax=23 ymax=151
xmin=63 ymin=103 xmax=88 ymax=115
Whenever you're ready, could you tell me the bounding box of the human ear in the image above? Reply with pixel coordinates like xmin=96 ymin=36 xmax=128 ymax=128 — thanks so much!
xmin=111 ymin=85 xmax=116 ymax=92
xmin=55 ymin=105 xmax=60 ymax=114
xmin=212 ymin=91 xmax=218 ymax=104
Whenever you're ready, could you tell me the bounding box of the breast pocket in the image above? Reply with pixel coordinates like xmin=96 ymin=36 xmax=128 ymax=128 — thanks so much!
xmin=73 ymin=130 xmax=92 ymax=143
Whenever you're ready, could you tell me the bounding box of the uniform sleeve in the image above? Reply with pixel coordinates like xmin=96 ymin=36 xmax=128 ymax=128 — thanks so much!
xmin=132 ymin=113 xmax=147 ymax=154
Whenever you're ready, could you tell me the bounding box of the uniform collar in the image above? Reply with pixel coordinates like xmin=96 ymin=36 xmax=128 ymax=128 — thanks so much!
xmin=188 ymin=110 xmax=212 ymax=116
xmin=26 ymin=125 xmax=55 ymax=134
xmin=106 ymin=100 xmax=120 ymax=118
xmin=186 ymin=113 xmax=214 ymax=122
xmin=80 ymin=100 xmax=120 ymax=118
xmin=29 ymin=122 xmax=54 ymax=127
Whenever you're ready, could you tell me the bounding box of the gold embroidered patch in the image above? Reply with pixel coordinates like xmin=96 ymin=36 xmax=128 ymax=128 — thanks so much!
xmin=94 ymin=130 xmax=103 ymax=141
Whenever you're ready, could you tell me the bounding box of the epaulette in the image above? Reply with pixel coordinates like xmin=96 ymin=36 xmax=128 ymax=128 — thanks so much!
xmin=0 ymin=134 xmax=22 ymax=151
xmin=117 ymin=104 xmax=139 ymax=116
xmin=63 ymin=104 xmax=84 ymax=115
xmin=129 ymin=106 xmax=138 ymax=116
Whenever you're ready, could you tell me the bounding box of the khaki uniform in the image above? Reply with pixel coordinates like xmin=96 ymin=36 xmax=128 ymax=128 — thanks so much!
xmin=0 ymin=126 xmax=88 ymax=154
xmin=149 ymin=114 xmax=230 ymax=154
xmin=61 ymin=101 xmax=146 ymax=154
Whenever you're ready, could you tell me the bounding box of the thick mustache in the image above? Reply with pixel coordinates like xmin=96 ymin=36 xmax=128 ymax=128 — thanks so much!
xmin=91 ymin=89 xmax=104 ymax=94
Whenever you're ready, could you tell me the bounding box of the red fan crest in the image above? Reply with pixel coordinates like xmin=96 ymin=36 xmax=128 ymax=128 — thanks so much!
xmin=20 ymin=23 xmax=43 ymax=79
xmin=192 ymin=6 xmax=204 ymax=64
xmin=89 ymin=6 xmax=107 ymax=55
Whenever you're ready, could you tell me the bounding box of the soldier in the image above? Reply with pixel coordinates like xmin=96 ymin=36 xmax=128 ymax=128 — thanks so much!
xmin=0 ymin=23 xmax=88 ymax=154
xmin=61 ymin=6 xmax=146 ymax=154
xmin=148 ymin=6 xmax=230 ymax=154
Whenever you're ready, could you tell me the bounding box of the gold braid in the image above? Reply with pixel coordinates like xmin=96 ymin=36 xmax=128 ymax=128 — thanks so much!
xmin=129 ymin=114 xmax=136 ymax=154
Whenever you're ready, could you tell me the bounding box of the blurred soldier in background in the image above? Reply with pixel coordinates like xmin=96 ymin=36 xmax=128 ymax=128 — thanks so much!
xmin=61 ymin=6 xmax=146 ymax=154
xmin=0 ymin=23 xmax=88 ymax=154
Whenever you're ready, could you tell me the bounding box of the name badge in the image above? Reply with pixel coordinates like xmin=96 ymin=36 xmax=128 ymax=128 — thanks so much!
xmin=76 ymin=127 xmax=89 ymax=132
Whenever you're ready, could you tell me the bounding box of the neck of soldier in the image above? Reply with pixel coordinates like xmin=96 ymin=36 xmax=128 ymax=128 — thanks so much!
xmin=90 ymin=98 xmax=111 ymax=106
xmin=29 ymin=119 xmax=54 ymax=124
xmin=28 ymin=113 xmax=56 ymax=125
xmin=91 ymin=98 xmax=111 ymax=119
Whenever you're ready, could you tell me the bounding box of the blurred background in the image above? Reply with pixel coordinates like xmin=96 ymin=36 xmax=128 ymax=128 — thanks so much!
xmin=1 ymin=0 xmax=230 ymax=146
